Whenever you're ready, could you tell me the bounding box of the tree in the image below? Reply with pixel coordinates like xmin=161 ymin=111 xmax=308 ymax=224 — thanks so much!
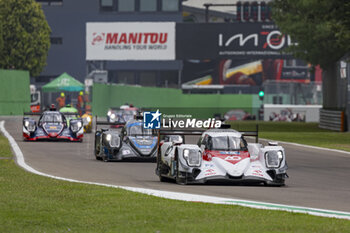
xmin=272 ymin=0 xmax=350 ymax=109
xmin=0 ymin=0 xmax=51 ymax=76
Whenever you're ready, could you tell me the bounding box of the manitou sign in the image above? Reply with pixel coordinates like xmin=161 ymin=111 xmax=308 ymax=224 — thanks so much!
xmin=86 ymin=22 xmax=175 ymax=61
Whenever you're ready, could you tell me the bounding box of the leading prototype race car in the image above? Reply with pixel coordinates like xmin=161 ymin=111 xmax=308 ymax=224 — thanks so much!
xmin=23 ymin=109 xmax=84 ymax=142
xmin=156 ymin=126 xmax=288 ymax=186
xmin=94 ymin=117 xmax=157 ymax=162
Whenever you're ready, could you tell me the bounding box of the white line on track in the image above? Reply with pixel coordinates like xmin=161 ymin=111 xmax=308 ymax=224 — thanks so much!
xmin=258 ymin=138 xmax=350 ymax=157
xmin=1 ymin=120 xmax=350 ymax=220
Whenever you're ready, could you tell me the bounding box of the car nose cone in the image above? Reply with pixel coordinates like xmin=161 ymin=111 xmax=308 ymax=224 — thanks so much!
xmin=49 ymin=132 xmax=58 ymax=138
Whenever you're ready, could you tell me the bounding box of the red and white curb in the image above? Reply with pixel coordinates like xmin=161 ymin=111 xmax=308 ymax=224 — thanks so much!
xmin=1 ymin=120 xmax=350 ymax=220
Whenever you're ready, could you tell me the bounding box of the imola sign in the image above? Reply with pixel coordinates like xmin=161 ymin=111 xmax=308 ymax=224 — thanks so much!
xmin=176 ymin=23 xmax=295 ymax=59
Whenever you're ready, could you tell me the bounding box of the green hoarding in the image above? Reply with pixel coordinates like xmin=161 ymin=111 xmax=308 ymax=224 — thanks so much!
xmin=0 ymin=69 xmax=30 ymax=115
xmin=92 ymin=84 xmax=258 ymax=118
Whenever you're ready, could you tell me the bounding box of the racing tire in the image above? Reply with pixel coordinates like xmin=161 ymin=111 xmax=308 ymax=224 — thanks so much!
xmin=94 ymin=140 xmax=102 ymax=160
xmin=264 ymin=179 xmax=285 ymax=187
xmin=175 ymin=155 xmax=187 ymax=185
xmin=159 ymin=174 xmax=168 ymax=182
xmin=102 ymin=154 xmax=109 ymax=162
xmin=156 ymin=159 xmax=168 ymax=182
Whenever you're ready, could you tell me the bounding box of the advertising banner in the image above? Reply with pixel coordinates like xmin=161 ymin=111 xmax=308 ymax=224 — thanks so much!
xmin=176 ymin=23 xmax=295 ymax=59
xmin=86 ymin=22 xmax=175 ymax=61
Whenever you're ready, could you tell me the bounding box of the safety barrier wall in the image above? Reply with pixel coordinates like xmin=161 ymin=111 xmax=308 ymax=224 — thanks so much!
xmin=0 ymin=69 xmax=30 ymax=115
xmin=92 ymin=84 xmax=256 ymax=118
xmin=319 ymin=109 xmax=345 ymax=131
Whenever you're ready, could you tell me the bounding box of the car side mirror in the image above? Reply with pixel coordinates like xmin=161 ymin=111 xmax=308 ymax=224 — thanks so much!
xmin=268 ymin=141 xmax=278 ymax=146
xmin=202 ymin=144 xmax=208 ymax=150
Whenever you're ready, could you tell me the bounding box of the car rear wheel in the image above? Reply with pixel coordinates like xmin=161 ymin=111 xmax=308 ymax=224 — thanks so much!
xmin=159 ymin=174 xmax=168 ymax=182
xmin=94 ymin=140 xmax=101 ymax=160
xmin=102 ymin=155 xmax=109 ymax=162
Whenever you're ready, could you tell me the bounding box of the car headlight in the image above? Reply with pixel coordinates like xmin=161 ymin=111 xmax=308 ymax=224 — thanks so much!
xmin=24 ymin=120 xmax=36 ymax=132
xmin=265 ymin=151 xmax=283 ymax=168
xmin=106 ymin=134 xmax=112 ymax=141
xmin=71 ymin=121 xmax=82 ymax=133
xmin=183 ymin=149 xmax=201 ymax=167
xmin=277 ymin=151 xmax=283 ymax=160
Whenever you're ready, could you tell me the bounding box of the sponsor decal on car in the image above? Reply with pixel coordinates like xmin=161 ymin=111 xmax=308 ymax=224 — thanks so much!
xmin=252 ymin=170 xmax=264 ymax=177
xmin=204 ymin=163 xmax=215 ymax=168
xmin=220 ymin=151 xmax=240 ymax=155
xmin=224 ymin=156 xmax=241 ymax=161
xmin=204 ymin=169 xmax=217 ymax=176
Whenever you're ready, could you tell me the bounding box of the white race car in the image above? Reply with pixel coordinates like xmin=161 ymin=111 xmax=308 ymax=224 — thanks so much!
xmin=156 ymin=127 xmax=288 ymax=186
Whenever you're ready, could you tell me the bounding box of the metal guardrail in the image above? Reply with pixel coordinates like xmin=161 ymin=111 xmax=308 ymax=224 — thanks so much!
xmin=319 ymin=109 xmax=345 ymax=132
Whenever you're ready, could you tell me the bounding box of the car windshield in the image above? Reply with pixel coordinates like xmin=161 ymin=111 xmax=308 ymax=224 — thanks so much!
xmin=113 ymin=110 xmax=124 ymax=115
xmin=122 ymin=110 xmax=137 ymax=122
xmin=209 ymin=136 xmax=246 ymax=150
xmin=40 ymin=113 xmax=63 ymax=123
xmin=128 ymin=124 xmax=152 ymax=136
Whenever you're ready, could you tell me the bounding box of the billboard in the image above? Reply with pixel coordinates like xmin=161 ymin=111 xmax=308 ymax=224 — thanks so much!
xmin=176 ymin=23 xmax=295 ymax=59
xmin=86 ymin=22 xmax=175 ymax=61
xmin=182 ymin=59 xmax=316 ymax=87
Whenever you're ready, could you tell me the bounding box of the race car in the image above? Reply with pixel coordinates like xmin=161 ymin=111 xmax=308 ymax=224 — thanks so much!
xmin=81 ymin=112 xmax=93 ymax=133
xmin=23 ymin=110 xmax=84 ymax=142
xmin=106 ymin=107 xmax=138 ymax=127
xmin=94 ymin=117 xmax=157 ymax=162
xmin=59 ymin=104 xmax=79 ymax=126
xmin=156 ymin=126 xmax=288 ymax=186
xmin=60 ymin=104 xmax=92 ymax=133
xmin=223 ymin=109 xmax=256 ymax=121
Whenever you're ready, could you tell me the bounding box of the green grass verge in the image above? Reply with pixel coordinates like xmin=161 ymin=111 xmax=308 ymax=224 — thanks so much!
xmin=1 ymin=135 xmax=350 ymax=232
xmin=229 ymin=121 xmax=350 ymax=152
xmin=0 ymin=134 xmax=13 ymax=157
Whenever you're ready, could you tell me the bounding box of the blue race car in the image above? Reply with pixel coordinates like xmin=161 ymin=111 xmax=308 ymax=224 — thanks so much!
xmin=94 ymin=118 xmax=157 ymax=162
xmin=23 ymin=110 xmax=84 ymax=142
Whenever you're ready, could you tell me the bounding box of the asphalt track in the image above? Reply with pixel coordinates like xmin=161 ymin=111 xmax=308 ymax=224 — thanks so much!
xmin=3 ymin=117 xmax=350 ymax=212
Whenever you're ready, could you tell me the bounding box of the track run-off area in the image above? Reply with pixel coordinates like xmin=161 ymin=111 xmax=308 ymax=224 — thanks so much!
xmin=1 ymin=117 xmax=350 ymax=220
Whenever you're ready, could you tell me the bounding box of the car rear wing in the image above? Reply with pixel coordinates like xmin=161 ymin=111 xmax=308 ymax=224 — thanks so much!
xmin=24 ymin=112 xmax=80 ymax=116
xmin=156 ymin=124 xmax=259 ymax=143
xmin=241 ymin=124 xmax=259 ymax=143
xmin=60 ymin=112 xmax=80 ymax=115
xmin=158 ymin=129 xmax=205 ymax=136
xmin=24 ymin=112 xmax=42 ymax=116
xmin=95 ymin=117 xmax=126 ymax=131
